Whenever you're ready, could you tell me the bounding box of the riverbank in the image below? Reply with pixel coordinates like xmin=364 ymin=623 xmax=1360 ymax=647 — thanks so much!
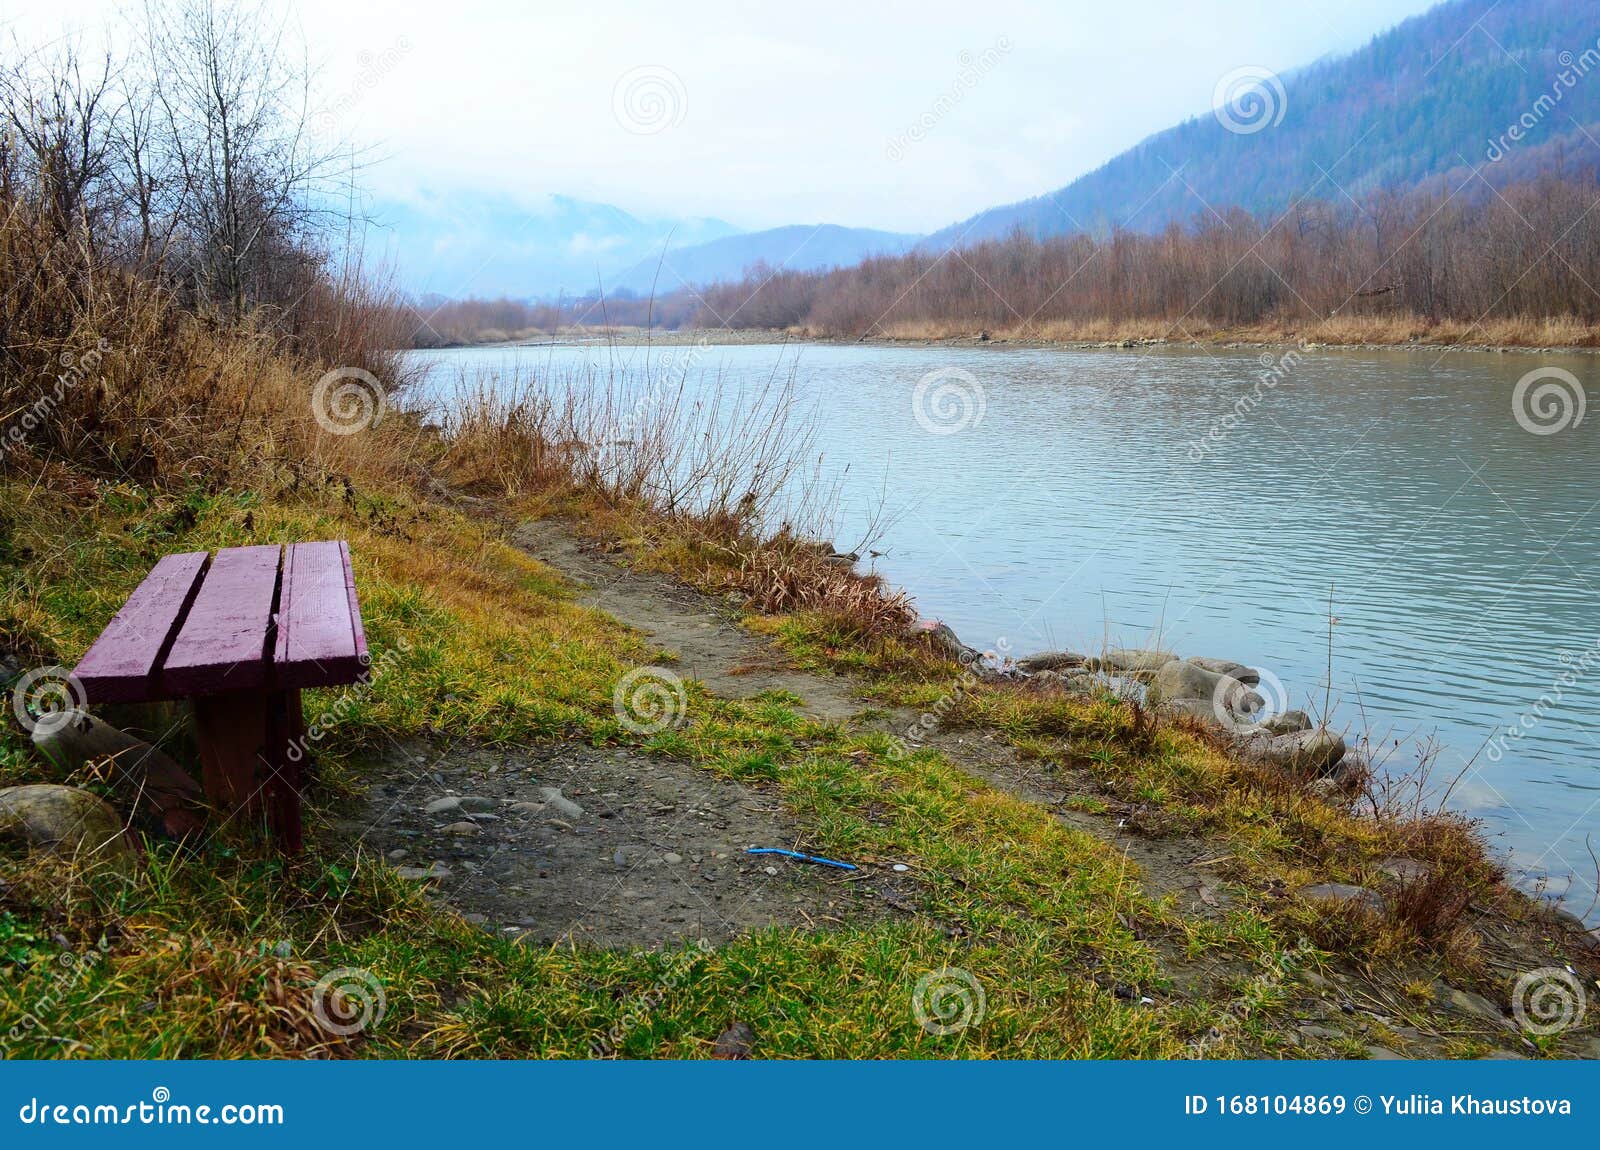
xmin=460 ymin=316 xmax=1600 ymax=356
xmin=3 ymin=459 xmax=1597 ymax=1058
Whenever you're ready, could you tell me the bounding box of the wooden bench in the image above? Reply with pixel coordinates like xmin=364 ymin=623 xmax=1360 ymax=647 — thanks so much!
xmin=70 ymin=541 xmax=369 ymax=852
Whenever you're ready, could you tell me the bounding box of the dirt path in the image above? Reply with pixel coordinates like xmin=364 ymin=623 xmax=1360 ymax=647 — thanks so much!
xmin=509 ymin=518 xmax=1233 ymax=928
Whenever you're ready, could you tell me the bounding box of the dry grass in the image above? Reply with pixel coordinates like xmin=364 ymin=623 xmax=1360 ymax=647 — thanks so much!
xmin=867 ymin=312 xmax=1600 ymax=349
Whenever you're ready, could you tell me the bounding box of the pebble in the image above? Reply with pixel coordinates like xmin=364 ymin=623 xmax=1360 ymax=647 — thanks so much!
xmin=424 ymin=796 xmax=462 ymax=815
xmin=395 ymin=862 xmax=452 ymax=881
xmin=538 ymin=786 xmax=586 ymax=818
xmin=892 ymin=863 xmax=909 ymax=872
xmin=443 ymin=820 xmax=481 ymax=836
xmin=664 ymin=852 xmax=683 ymax=864
xmin=386 ymin=848 xmax=410 ymax=860
xmin=764 ymin=866 xmax=779 ymax=876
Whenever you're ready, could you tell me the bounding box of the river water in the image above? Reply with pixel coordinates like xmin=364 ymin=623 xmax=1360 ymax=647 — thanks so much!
xmin=403 ymin=340 xmax=1600 ymax=919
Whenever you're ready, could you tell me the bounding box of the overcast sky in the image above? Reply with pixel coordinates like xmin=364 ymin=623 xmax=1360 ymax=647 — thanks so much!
xmin=13 ymin=0 xmax=1444 ymax=233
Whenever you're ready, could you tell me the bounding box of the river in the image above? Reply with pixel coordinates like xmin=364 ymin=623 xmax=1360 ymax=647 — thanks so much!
xmin=402 ymin=339 xmax=1600 ymax=919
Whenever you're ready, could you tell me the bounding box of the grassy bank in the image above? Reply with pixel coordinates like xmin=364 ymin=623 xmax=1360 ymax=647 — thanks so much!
xmin=5 ymin=445 xmax=1596 ymax=1057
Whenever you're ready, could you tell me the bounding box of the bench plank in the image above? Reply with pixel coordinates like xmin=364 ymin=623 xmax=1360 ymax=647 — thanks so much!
xmin=161 ymin=545 xmax=282 ymax=695
xmin=74 ymin=551 xmax=210 ymax=704
xmin=273 ymin=540 xmax=369 ymax=688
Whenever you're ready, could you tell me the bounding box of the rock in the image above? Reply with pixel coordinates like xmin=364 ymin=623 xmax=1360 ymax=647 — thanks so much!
xmin=1301 ymin=882 xmax=1387 ymax=916
xmin=1186 ymin=657 xmax=1260 ymax=685
xmin=538 ymin=787 xmax=585 ymax=818
xmin=1148 ymin=660 xmax=1261 ymax=720
xmin=713 ymin=1020 xmax=757 ymax=1059
xmin=1260 ymin=709 xmax=1312 ymax=735
xmin=1096 ymin=647 xmax=1175 ymax=678
xmin=1447 ymin=987 xmax=1512 ymax=1029
xmin=1478 ymin=1049 xmax=1529 ymax=1060
xmin=1017 ymin=650 xmax=1090 ymax=673
xmin=1157 ymin=697 xmax=1227 ymax=729
xmin=0 ymin=784 xmax=136 ymax=865
xmin=395 ymin=862 xmax=451 ymax=881
xmin=1376 ymin=857 xmax=1430 ymax=886
xmin=30 ymin=712 xmax=206 ymax=838
xmin=458 ymin=796 xmax=498 ymax=814
xmin=386 ymin=848 xmax=409 ymax=860
xmin=443 ymin=820 xmax=481 ymax=836
xmin=1365 ymin=1045 xmax=1406 ymax=1060
xmin=424 ymin=796 xmax=461 ymax=815
xmin=663 ymin=852 xmax=683 ymax=864
xmin=509 ymin=801 xmax=546 ymax=815
xmin=1257 ymin=728 xmax=1346 ymax=774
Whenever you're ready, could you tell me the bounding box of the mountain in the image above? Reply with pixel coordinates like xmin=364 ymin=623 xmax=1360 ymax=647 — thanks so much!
xmin=924 ymin=0 xmax=1600 ymax=250
xmin=372 ymin=191 xmax=740 ymax=299
xmin=616 ymin=224 xmax=922 ymax=294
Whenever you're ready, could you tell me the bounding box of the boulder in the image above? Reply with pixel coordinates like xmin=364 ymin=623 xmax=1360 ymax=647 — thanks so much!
xmin=1301 ymin=882 xmax=1386 ymax=916
xmin=1376 ymin=857 xmax=1430 ymax=886
xmin=1260 ymin=709 xmax=1312 ymax=735
xmin=1097 ymin=647 xmax=1175 ymax=678
xmin=0 ymin=784 xmax=136 ymax=865
xmin=1017 ymin=650 xmax=1091 ymax=674
xmin=1157 ymin=697 xmax=1227 ymax=729
xmin=30 ymin=712 xmax=206 ymax=838
xmin=1256 ymin=728 xmax=1346 ymax=774
xmin=1148 ymin=660 xmax=1262 ymax=721
xmin=912 ymin=620 xmax=986 ymax=670
xmin=1186 ymin=657 xmax=1261 ymax=685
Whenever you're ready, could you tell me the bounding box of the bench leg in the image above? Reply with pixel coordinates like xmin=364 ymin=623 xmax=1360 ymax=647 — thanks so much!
xmin=263 ymin=688 xmax=305 ymax=854
xmin=192 ymin=691 xmax=269 ymax=817
xmin=192 ymin=689 xmax=304 ymax=853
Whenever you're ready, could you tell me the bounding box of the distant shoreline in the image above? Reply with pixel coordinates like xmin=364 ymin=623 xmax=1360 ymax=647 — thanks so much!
xmin=447 ymin=324 xmax=1600 ymax=357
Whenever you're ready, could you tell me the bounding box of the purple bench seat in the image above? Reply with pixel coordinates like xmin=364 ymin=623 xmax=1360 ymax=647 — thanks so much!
xmin=71 ymin=541 xmax=369 ymax=851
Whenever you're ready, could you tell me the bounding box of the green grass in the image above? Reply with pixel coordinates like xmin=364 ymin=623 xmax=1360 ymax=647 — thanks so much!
xmin=1 ymin=476 xmax=1591 ymax=1059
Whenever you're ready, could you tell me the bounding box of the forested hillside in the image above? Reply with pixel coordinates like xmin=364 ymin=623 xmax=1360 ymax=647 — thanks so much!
xmin=924 ymin=0 xmax=1600 ymax=248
